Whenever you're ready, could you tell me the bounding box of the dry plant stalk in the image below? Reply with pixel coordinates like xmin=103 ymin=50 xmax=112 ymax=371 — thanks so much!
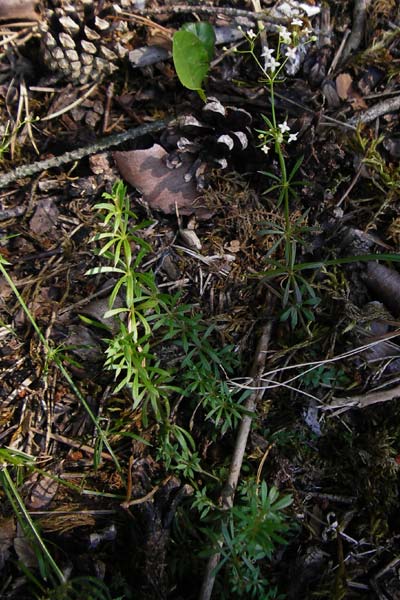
xmin=199 ymin=321 xmax=273 ymax=600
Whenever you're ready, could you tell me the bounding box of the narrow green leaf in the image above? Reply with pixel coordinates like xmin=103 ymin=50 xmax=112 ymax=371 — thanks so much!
xmin=85 ymin=266 xmax=125 ymax=275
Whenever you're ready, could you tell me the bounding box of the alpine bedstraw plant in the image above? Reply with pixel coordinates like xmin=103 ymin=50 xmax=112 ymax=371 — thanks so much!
xmin=160 ymin=305 xmax=250 ymax=434
xmin=87 ymin=181 xmax=176 ymax=425
xmin=241 ymin=25 xmax=400 ymax=331
xmin=88 ymin=182 xmax=249 ymax=465
xmin=202 ymin=479 xmax=293 ymax=598
xmin=239 ymin=24 xmax=321 ymax=330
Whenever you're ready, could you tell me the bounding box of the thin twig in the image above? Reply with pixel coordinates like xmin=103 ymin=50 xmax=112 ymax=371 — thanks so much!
xmin=30 ymin=427 xmax=114 ymax=461
xmin=250 ymin=0 xmax=267 ymax=49
xmin=231 ymin=328 xmax=400 ymax=393
xmin=256 ymin=442 xmax=274 ymax=485
xmin=103 ymin=81 xmax=114 ymax=133
xmin=336 ymin=162 xmax=363 ymax=207
xmin=0 ymin=118 xmax=174 ymax=189
xmin=121 ymin=477 xmax=172 ymax=509
xmin=199 ymin=322 xmax=273 ymax=600
xmin=21 ymin=77 xmax=39 ymax=154
xmin=328 ymin=29 xmax=350 ymax=75
xmin=41 ymin=81 xmax=98 ymax=122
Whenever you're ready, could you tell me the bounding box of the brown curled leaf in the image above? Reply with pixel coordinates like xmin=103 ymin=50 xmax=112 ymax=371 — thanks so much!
xmin=114 ymin=144 xmax=212 ymax=218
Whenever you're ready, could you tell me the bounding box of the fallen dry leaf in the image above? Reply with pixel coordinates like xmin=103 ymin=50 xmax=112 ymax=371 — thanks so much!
xmin=146 ymin=28 xmax=173 ymax=50
xmin=26 ymin=472 xmax=58 ymax=510
xmin=226 ymin=240 xmax=241 ymax=253
xmin=14 ymin=523 xmax=38 ymax=570
xmin=0 ymin=517 xmax=15 ymax=570
xmin=348 ymin=93 xmax=368 ymax=111
xmin=89 ymin=153 xmax=116 ymax=180
xmin=30 ymin=198 xmax=59 ymax=238
xmin=114 ymin=144 xmax=211 ymax=217
xmin=336 ymin=73 xmax=353 ymax=101
xmin=335 ymin=73 xmax=367 ymax=110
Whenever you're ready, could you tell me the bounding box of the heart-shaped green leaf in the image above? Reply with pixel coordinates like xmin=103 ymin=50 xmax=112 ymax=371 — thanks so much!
xmin=181 ymin=22 xmax=215 ymax=62
xmin=173 ymin=30 xmax=210 ymax=100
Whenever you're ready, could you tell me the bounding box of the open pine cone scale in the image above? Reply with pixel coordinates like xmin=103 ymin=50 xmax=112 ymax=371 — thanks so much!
xmin=38 ymin=0 xmax=133 ymax=84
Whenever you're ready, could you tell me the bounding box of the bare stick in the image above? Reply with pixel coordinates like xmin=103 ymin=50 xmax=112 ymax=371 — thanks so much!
xmin=199 ymin=321 xmax=273 ymax=600
xmin=129 ymin=5 xmax=288 ymax=24
xmin=340 ymin=0 xmax=368 ymax=65
xmin=0 ymin=118 xmax=173 ymax=189
xmin=348 ymin=95 xmax=400 ymax=125
xmin=325 ymin=383 xmax=400 ymax=416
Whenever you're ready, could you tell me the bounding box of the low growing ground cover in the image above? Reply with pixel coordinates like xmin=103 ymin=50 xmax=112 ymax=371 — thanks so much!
xmin=0 ymin=1 xmax=400 ymax=598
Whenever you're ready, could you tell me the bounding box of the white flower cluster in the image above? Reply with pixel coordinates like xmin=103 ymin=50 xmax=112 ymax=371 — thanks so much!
xmin=239 ymin=16 xmax=316 ymax=72
xmin=259 ymin=16 xmax=315 ymax=74
xmin=278 ymin=25 xmax=292 ymax=46
xmin=259 ymin=120 xmax=298 ymax=154
xmin=291 ymin=18 xmax=303 ymax=27
xmin=260 ymin=47 xmax=280 ymax=73
xmin=277 ymin=20 xmax=313 ymax=59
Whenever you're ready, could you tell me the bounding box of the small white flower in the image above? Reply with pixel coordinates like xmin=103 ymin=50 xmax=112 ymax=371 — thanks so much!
xmin=291 ymin=18 xmax=303 ymax=26
xmin=266 ymin=57 xmax=280 ymax=73
xmin=247 ymin=28 xmax=256 ymax=39
xmin=278 ymin=121 xmax=290 ymax=134
xmin=261 ymin=144 xmax=270 ymax=154
xmin=302 ymin=27 xmax=311 ymax=36
xmin=288 ymin=132 xmax=298 ymax=143
xmin=261 ymin=46 xmax=275 ymax=60
xmin=285 ymin=46 xmax=298 ymax=61
xmin=278 ymin=27 xmax=292 ymax=45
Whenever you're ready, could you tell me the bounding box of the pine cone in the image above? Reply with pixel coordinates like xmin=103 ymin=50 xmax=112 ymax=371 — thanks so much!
xmin=38 ymin=1 xmax=130 ymax=85
xmin=161 ymin=97 xmax=253 ymax=190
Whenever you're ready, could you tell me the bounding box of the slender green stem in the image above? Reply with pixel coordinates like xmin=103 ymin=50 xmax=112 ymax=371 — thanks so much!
xmin=248 ymin=43 xmax=292 ymax=264
xmin=0 ymin=467 xmax=66 ymax=585
xmin=269 ymin=79 xmax=277 ymax=129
